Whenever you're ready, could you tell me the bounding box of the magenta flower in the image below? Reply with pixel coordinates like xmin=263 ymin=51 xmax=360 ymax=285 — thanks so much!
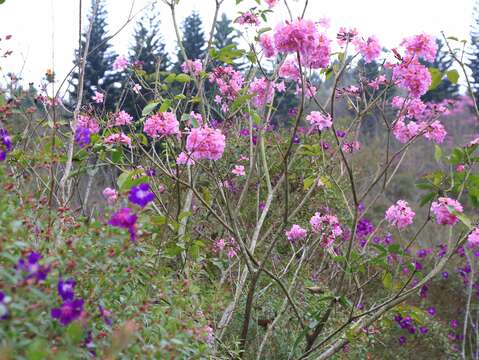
xmin=186 ymin=126 xmax=226 ymax=161
xmin=232 ymin=165 xmax=246 ymax=176
xmin=114 ymin=110 xmax=133 ymax=126
xmin=307 ymin=111 xmax=332 ymax=131
xmin=128 ymin=183 xmax=154 ymax=208
xmin=77 ymin=115 xmax=100 ymax=134
xmin=401 ymin=33 xmax=437 ymax=62
xmin=104 ymin=133 xmax=132 ymax=147
xmin=353 ymin=35 xmax=381 ymax=63
xmin=102 ymin=187 xmax=118 ymax=205
xmin=181 ymin=59 xmax=202 ymax=75
xmin=468 ymin=227 xmax=479 ymax=248
xmin=113 ymin=55 xmax=129 ymax=71
xmin=108 ymin=207 xmax=138 ymax=242
xmin=92 ymin=91 xmax=104 ymax=104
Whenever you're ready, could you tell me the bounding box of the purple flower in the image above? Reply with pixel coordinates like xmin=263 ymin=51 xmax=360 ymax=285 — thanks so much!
xmin=413 ymin=261 xmax=423 ymax=271
xmin=427 ymin=307 xmax=436 ymax=316
xmin=17 ymin=252 xmax=50 ymax=282
xmin=398 ymin=336 xmax=406 ymax=345
xmin=357 ymin=218 xmax=374 ymax=237
xmin=239 ymin=128 xmax=250 ymax=137
xmin=128 ymin=183 xmax=154 ymax=208
xmin=51 ymin=298 xmax=84 ymax=326
xmin=0 ymin=291 xmax=9 ymax=320
xmin=442 ymin=271 xmax=449 ymax=279
xmin=108 ymin=207 xmax=138 ymax=242
xmin=419 ymin=326 xmax=429 ymax=334
xmin=293 ymin=134 xmax=301 ymax=144
xmin=288 ymin=107 xmax=297 ymax=117
xmin=75 ymin=126 xmax=91 ymax=148
xmin=336 ymin=130 xmax=346 ymax=138
xmin=57 ymin=278 xmax=76 ymax=301
xmin=450 ymin=319 xmax=458 ymax=328
xmin=145 ymin=168 xmax=156 ymax=177
xmin=0 ymin=128 xmax=13 ymax=161
xmin=99 ymin=305 xmax=112 ymax=326
xmin=420 ymin=284 xmax=428 ymax=298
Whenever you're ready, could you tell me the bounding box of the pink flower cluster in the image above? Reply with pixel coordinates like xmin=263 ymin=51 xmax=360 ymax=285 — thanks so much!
xmin=185 ymin=126 xmax=226 ymax=161
xmin=104 ymin=133 xmax=132 ymax=147
xmin=310 ymin=213 xmax=343 ymax=247
xmin=468 ymin=228 xmax=479 ymax=248
xmin=285 ymin=224 xmax=308 ymax=243
xmin=232 ymin=165 xmax=245 ymax=176
xmin=353 ymin=36 xmax=381 ymax=63
xmin=393 ymin=118 xmax=446 ymax=144
xmin=102 ymin=187 xmax=118 ymax=205
xmin=279 ymin=58 xmax=300 ymax=80
xmin=306 ymin=111 xmax=332 ymax=131
xmin=273 ymin=19 xmax=331 ymax=69
xmin=92 ymin=91 xmax=104 ymax=104
xmin=392 ymin=59 xmax=431 ymax=98
xmin=265 ymin=0 xmax=278 ymax=8
xmin=209 ymin=66 xmax=244 ymax=112
xmin=236 ymin=11 xmax=260 ymax=26
xmin=385 ymin=200 xmax=415 ymax=229
xmin=431 ymin=197 xmax=463 ymax=225
xmin=77 ymin=115 xmax=100 ymax=134
xmin=260 ymin=34 xmax=276 ymax=58
xmin=114 ymin=111 xmax=133 ymax=126
xmin=113 ymin=56 xmax=129 ymax=71
xmin=213 ymin=237 xmax=239 ymax=258
xmin=249 ymin=78 xmax=279 ymax=107
xmin=143 ymin=112 xmax=180 ymax=138
xmin=401 ymin=34 xmax=437 ymax=62
xmin=181 ymin=59 xmax=203 ymax=75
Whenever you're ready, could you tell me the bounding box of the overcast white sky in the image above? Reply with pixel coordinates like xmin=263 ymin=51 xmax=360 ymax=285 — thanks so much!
xmin=0 ymin=0 xmax=474 ymax=89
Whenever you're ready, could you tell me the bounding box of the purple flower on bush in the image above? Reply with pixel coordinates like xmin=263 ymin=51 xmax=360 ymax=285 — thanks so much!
xmin=0 ymin=291 xmax=9 ymax=320
xmin=57 ymin=278 xmax=76 ymax=301
xmin=51 ymin=298 xmax=84 ymax=326
xmin=442 ymin=271 xmax=449 ymax=279
xmin=108 ymin=207 xmax=138 ymax=242
xmin=427 ymin=306 xmax=436 ymax=316
xmin=398 ymin=336 xmax=406 ymax=345
xmin=419 ymin=326 xmax=428 ymax=334
xmin=75 ymin=126 xmax=91 ymax=148
xmin=357 ymin=218 xmax=374 ymax=237
xmin=99 ymin=305 xmax=112 ymax=326
xmin=0 ymin=128 xmax=12 ymax=161
xmin=17 ymin=252 xmax=50 ymax=283
xmin=128 ymin=183 xmax=154 ymax=208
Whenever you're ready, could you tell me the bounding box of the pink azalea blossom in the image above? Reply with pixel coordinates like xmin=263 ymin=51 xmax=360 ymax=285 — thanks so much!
xmin=92 ymin=91 xmax=104 ymax=104
xmin=431 ymin=197 xmax=463 ymax=225
xmin=468 ymin=227 xmax=479 ymax=248
xmin=249 ymin=78 xmax=275 ymax=107
xmin=232 ymin=165 xmax=245 ymax=176
xmin=143 ymin=112 xmax=180 ymax=138
xmin=368 ymin=75 xmax=387 ymax=90
xmin=265 ymin=0 xmax=278 ymax=8
xmin=424 ymin=121 xmax=447 ymax=144
xmin=77 ymin=115 xmax=100 ymax=134
xmin=114 ymin=111 xmax=133 ymax=126
xmin=279 ymin=58 xmax=300 ymax=80
xmin=113 ymin=56 xmax=129 ymax=71
xmin=353 ymin=36 xmax=381 ymax=63
xmin=181 ymin=59 xmax=203 ymax=75
xmin=285 ymin=224 xmax=308 ymax=243
xmin=104 ymin=133 xmax=132 ymax=147
xmin=186 ymin=126 xmax=226 ymax=161
xmin=401 ymin=34 xmax=437 ymax=62
xmin=236 ymin=11 xmax=260 ymax=26
xmin=306 ymin=111 xmax=332 ymax=131
xmin=385 ymin=200 xmax=415 ymax=229
xmin=102 ymin=187 xmax=118 ymax=205
xmin=176 ymin=152 xmax=195 ymax=166
xmin=259 ymin=33 xmax=276 ymax=58
xmin=392 ymin=119 xmax=424 ymax=143
xmin=310 ymin=213 xmax=342 ymax=247
xmin=132 ymin=84 xmax=142 ymax=94
xmin=392 ymin=59 xmax=431 ymax=98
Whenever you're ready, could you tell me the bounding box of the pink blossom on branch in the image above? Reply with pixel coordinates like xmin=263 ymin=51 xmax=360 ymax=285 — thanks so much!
xmin=181 ymin=59 xmax=203 ymax=75
xmin=259 ymin=33 xmax=276 ymax=58
xmin=186 ymin=126 xmax=226 ymax=161
xmin=431 ymin=197 xmax=463 ymax=225
xmin=353 ymin=36 xmax=381 ymax=63
xmin=113 ymin=56 xmax=129 ymax=71
xmin=143 ymin=112 xmax=180 ymax=138
xmin=92 ymin=91 xmax=104 ymax=104
xmin=306 ymin=111 xmax=332 ymax=131
xmin=285 ymin=224 xmax=308 ymax=243
xmin=77 ymin=115 xmax=100 ymax=134
xmin=104 ymin=133 xmax=132 ymax=147
xmin=232 ymin=165 xmax=245 ymax=176
xmin=114 ymin=111 xmax=133 ymax=126
xmin=385 ymin=200 xmax=415 ymax=229
xmin=401 ymin=33 xmax=437 ymax=62
xmin=468 ymin=228 xmax=479 ymax=248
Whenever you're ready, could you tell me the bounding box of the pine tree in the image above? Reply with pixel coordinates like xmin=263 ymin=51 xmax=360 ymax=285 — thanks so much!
xmin=69 ymin=0 xmax=116 ymax=110
xmin=130 ymin=11 xmax=170 ymax=74
xmin=422 ymin=39 xmax=459 ymax=103
xmin=471 ymin=1 xmax=479 ymax=102
xmin=175 ymin=11 xmax=206 ymax=68
xmin=214 ymin=13 xmax=237 ymax=50
xmin=123 ymin=10 xmax=170 ymax=117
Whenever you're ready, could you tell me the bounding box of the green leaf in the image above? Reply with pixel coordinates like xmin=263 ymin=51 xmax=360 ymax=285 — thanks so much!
xmin=165 ymin=73 xmax=176 ymax=83
xmin=448 ymin=207 xmax=473 ymax=229
xmin=0 ymin=0 xmax=5 ymax=5
xmin=383 ymin=272 xmax=393 ymax=290
xmin=26 ymin=339 xmax=49 ymax=360
xmin=446 ymin=69 xmax=459 ymax=84
xmin=419 ymin=192 xmax=436 ymax=207
xmin=142 ymin=101 xmax=159 ymax=116
xmin=303 ymin=176 xmax=316 ymax=190
xmin=428 ymin=67 xmax=443 ymax=91
xmin=176 ymin=73 xmax=191 ymax=83
xmin=159 ymin=100 xmax=171 ymax=112
xmin=66 ymin=322 xmax=83 ymax=344
xmin=111 ymin=148 xmax=123 ymax=164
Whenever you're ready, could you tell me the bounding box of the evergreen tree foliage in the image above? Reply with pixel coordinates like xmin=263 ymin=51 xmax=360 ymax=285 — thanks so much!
xmin=175 ymin=11 xmax=206 ymax=68
xmin=69 ymin=0 xmax=117 ymax=110
xmin=214 ymin=13 xmax=237 ymax=50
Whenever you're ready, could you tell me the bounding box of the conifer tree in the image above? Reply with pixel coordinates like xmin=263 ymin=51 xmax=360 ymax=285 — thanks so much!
xmin=175 ymin=11 xmax=206 ymax=69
